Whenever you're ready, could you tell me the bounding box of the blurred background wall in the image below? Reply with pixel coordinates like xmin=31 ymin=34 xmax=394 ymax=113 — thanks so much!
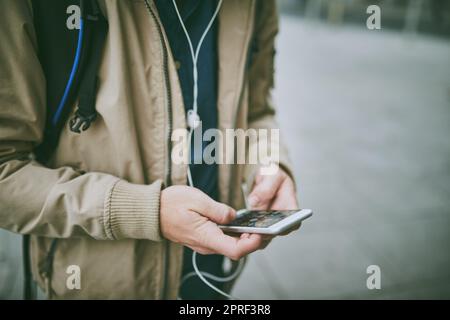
xmin=233 ymin=0 xmax=450 ymax=299
xmin=1 ymin=0 xmax=450 ymax=299
xmin=285 ymin=0 xmax=450 ymax=36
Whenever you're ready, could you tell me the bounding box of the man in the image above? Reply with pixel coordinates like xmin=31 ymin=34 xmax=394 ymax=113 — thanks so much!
xmin=0 ymin=0 xmax=298 ymax=299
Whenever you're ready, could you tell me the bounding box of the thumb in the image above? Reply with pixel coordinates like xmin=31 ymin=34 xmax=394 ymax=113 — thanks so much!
xmin=248 ymin=174 xmax=284 ymax=209
xmin=192 ymin=189 xmax=236 ymax=224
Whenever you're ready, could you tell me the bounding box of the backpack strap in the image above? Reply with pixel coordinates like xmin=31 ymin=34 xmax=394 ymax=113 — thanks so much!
xmin=69 ymin=0 xmax=108 ymax=133
xmin=33 ymin=0 xmax=108 ymax=163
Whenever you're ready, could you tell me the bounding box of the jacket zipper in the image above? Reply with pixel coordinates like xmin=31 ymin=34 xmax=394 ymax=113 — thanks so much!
xmin=143 ymin=0 xmax=172 ymax=299
xmin=228 ymin=1 xmax=257 ymax=205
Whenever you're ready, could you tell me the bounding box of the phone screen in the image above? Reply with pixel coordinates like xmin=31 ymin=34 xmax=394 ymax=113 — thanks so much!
xmin=226 ymin=210 xmax=299 ymax=228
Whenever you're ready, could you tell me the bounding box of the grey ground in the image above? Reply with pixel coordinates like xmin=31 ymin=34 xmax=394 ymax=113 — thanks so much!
xmin=234 ymin=16 xmax=450 ymax=299
xmin=1 ymin=15 xmax=450 ymax=299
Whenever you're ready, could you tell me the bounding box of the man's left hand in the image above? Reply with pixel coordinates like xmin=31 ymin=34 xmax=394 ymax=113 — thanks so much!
xmin=246 ymin=167 xmax=300 ymax=249
xmin=248 ymin=167 xmax=298 ymax=211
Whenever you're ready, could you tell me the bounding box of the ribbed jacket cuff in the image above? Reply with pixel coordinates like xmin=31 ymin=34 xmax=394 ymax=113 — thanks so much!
xmin=103 ymin=179 xmax=163 ymax=241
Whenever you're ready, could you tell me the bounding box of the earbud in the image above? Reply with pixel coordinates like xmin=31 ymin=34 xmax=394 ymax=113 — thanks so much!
xmin=187 ymin=110 xmax=201 ymax=130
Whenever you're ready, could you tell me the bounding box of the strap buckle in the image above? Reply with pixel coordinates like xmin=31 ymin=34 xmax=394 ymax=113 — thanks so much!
xmin=69 ymin=110 xmax=97 ymax=133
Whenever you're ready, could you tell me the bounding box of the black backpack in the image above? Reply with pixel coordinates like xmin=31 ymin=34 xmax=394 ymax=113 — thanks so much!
xmin=23 ymin=0 xmax=108 ymax=299
xmin=33 ymin=0 xmax=108 ymax=161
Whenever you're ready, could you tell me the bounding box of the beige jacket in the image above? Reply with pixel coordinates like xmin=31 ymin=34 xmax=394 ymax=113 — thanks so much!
xmin=0 ymin=0 xmax=292 ymax=299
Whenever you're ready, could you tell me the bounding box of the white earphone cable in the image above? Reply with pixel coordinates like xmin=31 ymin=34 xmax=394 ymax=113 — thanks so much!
xmin=186 ymin=129 xmax=194 ymax=187
xmin=172 ymin=0 xmax=223 ymax=116
xmin=173 ymin=0 xmax=223 ymax=189
xmin=178 ymin=252 xmax=245 ymax=300
xmin=191 ymin=251 xmax=241 ymax=300
xmin=172 ymin=0 xmax=243 ymax=300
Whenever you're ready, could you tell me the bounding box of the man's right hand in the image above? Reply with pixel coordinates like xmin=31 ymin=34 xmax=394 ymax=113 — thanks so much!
xmin=160 ymin=186 xmax=263 ymax=260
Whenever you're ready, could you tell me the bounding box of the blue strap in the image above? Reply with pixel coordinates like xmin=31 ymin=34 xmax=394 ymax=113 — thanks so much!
xmin=51 ymin=19 xmax=84 ymax=126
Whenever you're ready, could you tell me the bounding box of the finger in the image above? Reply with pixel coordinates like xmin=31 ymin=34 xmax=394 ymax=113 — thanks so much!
xmin=248 ymin=173 xmax=285 ymax=210
xmin=191 ymin=189 xmax=236 ymax=224
xmin=224 ymin=231 xmax=240 ymax=237
xmin=270 ymin=193 xmax=298 ymax=211
xmin=240 ymin=233 xmax=250 ymax=239
xmin=269 ymin=178 xmax=298 ymax=210
xmin=207 ymin=232 xmax=263 ymax=261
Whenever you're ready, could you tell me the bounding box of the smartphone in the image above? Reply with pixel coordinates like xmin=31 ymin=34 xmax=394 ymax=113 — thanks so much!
xmin=219 ymin=209 xmax=313 ymax=235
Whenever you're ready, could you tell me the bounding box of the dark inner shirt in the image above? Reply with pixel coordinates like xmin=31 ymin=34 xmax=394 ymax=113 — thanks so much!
xmin=155 ymin=0 xmax=219 ymax=201
xmin=155 ymin=0 xmax=225 ymax=299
